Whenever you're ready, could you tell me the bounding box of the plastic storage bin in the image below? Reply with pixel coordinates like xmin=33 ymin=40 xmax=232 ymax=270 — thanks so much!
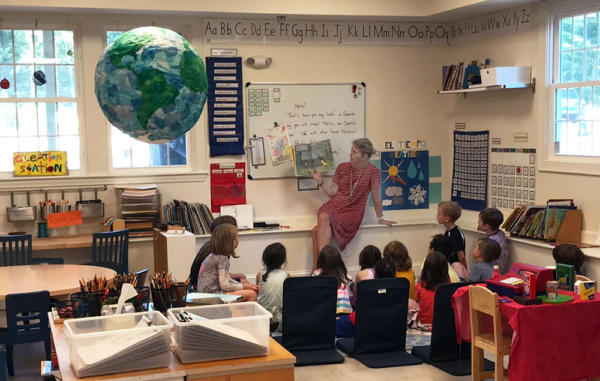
xmin=63 ymin=311 xmax=172 ymax=377
xmin=169 ymin=302 xmax=271 ymax=363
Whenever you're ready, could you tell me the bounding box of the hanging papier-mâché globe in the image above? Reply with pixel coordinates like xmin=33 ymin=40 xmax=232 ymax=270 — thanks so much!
xmin=94 ymin=27 xmax=208 ymax=143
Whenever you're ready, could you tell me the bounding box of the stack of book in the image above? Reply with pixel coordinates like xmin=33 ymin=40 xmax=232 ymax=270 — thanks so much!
xmin=117 ymin=186 xmax=161 ymax=238
xmin=442 ymin=62 xmax=466 ymax=91
xmin=502 ymin=199 xmax=581 ymax=243
xmin=162 ymin=200 xmax=214 ymax=235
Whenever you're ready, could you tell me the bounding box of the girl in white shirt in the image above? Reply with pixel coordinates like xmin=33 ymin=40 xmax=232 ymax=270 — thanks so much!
xmin=256 ymin=243 xmax=288 ymax=331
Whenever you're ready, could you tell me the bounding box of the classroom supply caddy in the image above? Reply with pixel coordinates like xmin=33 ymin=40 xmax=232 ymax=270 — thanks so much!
xmin=168 ymin=302 xmax=271 ymax=363
xmin=63 ymin=311 xmax=172 ymax=377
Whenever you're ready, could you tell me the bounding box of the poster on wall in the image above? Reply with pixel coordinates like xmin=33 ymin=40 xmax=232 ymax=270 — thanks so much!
xmin=451 ymin=131 xmax=488 ymax=211
xmin=489 ymin=147 xmax=536 ymax=209
xmin=380 ymin=150 xmax=429 ymax=210
xmin=210 ymin=162 xmax=246 ymax=213
xmin=13 ymin=151 xmax=68 ymax=176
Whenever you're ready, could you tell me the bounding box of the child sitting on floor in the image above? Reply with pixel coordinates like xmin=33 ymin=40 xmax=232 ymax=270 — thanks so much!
xmin=429 ymin=234 xmax=461 ymax=283
xmin=196 ymin=223 xmax=259 ymax=301
xmin=313 ymin=245 xmax=353 ymax=315
xmin=414 ymin=251 xmax=449 ymax=331
xmin=383 ymin=240 xmax=415 ymax=300
xmin=468 ymin=237 xmax=501 ymax=282
xmin=256 ymin=242 xmax=288 ymax=332
xmin=352 ymin=244 xmax=382 ymax=297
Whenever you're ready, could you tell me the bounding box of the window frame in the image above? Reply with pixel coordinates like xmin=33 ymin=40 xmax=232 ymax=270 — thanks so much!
xmin=0 ymin=22 xmax=85 ymax=178
xmin=102 ymin=24 xmax=194 ymax=174
xmin=544 ymin=4 xmax=600 ymax=175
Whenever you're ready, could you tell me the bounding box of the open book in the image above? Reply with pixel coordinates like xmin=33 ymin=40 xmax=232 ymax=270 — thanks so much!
xmin=291 ymin=140 xmax=335 ymax=177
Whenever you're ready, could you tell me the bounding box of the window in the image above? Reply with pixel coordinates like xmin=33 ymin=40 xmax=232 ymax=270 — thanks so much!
xmin=106 ymin=30 xmax=188 ymax=169
xmin=551 ymin=10 xmax=600 ymax=157
xmin=0 ymin=29 xmax=80 ymax=172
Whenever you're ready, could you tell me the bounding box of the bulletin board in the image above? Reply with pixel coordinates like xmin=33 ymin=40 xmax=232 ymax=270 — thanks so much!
xmin=246 ymin=83 xmax=366 ymax=179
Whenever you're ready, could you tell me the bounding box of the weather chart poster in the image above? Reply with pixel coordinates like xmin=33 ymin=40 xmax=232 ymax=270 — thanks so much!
xmin=380 ymin=150 xmax=429 ymax=210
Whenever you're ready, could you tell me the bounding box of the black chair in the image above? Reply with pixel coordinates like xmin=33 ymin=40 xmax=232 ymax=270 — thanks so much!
xmin=411 ymin=282 xmax=494 ymax=376
xmin=0 ymin=291 xmax=51 ymax=376
xmin=274 ymin=276 xmax=344 ymax=366
xmin=0 ymin=234 xmax=32 ymax=267
xmin=135 ymin=268 xmax=149 ymax=286
xmin=31 ymin=257 xmax=64 ymax=265
xmin=336 ymin=278 xmax=422 ymax=368
xmin=0 ymin=344 xmax=6 ymax=381
xmin=91 ymin=229 xmax=129 ymax=274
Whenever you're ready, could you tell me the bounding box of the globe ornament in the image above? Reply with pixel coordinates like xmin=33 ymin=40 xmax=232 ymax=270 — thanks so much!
xmin=95 ymin=27 xmax=208 ymax=143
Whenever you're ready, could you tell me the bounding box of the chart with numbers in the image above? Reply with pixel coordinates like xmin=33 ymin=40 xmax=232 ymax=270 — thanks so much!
xmin=489 ymin=148 xmax=536 ymax=210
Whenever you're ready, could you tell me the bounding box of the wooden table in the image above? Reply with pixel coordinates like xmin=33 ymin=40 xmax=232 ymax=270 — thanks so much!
xmin=0 ymin=264 xmax=115 ymax=301
xmin=49 ymin=313 xmax=296 ymax=381
xmin=32 ymin=234 xmax=94 ymax=251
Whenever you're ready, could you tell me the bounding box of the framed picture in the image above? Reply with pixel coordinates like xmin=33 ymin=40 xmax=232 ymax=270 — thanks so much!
xmin=297 ymin=177 xmax=319 ymax=191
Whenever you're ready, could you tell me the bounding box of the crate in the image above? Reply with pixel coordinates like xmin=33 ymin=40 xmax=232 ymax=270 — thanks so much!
xmin=7 ymin=206 xmax=36 ymax=221
xmin=481 ymin=66 xmax=532 ymax=87
xmin=63 ymin=311 xmax=172 ymax=377
xmin=169 ymin=302 xmax=271 ymax=363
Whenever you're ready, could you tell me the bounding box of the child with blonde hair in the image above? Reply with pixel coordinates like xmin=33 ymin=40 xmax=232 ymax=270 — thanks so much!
xmin=197 ymin=223 xmax=259 ymax=301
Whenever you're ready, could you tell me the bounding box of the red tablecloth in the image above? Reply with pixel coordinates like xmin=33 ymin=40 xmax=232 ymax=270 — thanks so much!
xmin=452 ymin=285 xmax=600 ymax=381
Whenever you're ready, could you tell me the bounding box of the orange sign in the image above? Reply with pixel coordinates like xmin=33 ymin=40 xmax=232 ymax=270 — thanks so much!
xmin=47 ymin=210 xmax=83 ymax=228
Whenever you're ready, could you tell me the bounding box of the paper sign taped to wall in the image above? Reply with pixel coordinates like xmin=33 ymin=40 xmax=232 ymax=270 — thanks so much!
xmin=47 ymin=210 xmax=83 ymax=228
xmin=13 ymin=151 xmax=68 ymax=176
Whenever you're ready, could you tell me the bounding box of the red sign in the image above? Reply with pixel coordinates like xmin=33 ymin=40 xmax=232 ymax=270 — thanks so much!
xmin=47 ymin=210 xmax=83 ymax=228
xmin=210 ymin=162 xmax=246 ymax=212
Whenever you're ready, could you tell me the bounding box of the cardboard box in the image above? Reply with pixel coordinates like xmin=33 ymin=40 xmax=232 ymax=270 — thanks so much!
xmin=481 ymin=66 xmax=532 ymax=87
xmin=574 ymin=280 xmax=596 ymax=300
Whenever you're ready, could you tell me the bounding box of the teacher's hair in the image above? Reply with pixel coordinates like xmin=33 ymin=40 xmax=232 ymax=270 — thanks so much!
xmin=352 ymin=138 xmax=376 ymax=158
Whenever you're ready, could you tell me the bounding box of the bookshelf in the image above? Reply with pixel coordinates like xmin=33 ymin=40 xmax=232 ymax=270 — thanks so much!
xmin=438 ymin=78 xmax=536 ymax=97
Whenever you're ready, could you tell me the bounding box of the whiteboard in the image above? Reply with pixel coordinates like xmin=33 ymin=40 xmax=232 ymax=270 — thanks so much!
xmin=246 ymin=83 xmax=366 ymax=179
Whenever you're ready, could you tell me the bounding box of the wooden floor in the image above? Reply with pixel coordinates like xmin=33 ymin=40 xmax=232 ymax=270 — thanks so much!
xmin=294 ymin=353 xmax=471 ymax=381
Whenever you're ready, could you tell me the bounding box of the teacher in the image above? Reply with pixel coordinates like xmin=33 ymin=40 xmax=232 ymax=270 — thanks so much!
xmin=310 ymin=138 xmax=395 ymax=271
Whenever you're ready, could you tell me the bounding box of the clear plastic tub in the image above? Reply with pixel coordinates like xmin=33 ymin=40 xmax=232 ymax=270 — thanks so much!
xmin=168 ymin=302 xmax=271 ymax=363
xmin=63 ymin=311 xmax=172 ymax=377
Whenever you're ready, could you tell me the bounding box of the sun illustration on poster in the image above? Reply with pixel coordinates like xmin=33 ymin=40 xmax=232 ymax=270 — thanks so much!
xmin=382 ymin=158 xmax=407 ymax=185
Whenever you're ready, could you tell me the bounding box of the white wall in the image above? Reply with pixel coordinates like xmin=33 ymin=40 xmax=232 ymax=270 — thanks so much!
xmin=2 ymin=0 xmax=600 ymax=280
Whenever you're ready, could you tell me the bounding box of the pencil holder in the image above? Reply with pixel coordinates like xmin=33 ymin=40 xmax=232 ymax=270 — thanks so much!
xmin=127 ymin=286 xmax=150 ymax=312
xmin=70 ymin=291 xmax=103 ymax=318
xmin=150 ymin=285 xmax=171 ymax=312
xmin=169 ymin=282 xmax=188 ymax=308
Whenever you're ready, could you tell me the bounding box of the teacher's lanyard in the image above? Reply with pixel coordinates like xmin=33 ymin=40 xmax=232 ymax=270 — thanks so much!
xmin=350 ymin=162 xmax=367 ymax=202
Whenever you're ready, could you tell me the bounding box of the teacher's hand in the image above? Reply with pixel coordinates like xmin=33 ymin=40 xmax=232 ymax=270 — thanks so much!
xmin=308 ymin=168 xmax=322 ymax=184
xmin=379 ymin=219 xmax=396 ymax=226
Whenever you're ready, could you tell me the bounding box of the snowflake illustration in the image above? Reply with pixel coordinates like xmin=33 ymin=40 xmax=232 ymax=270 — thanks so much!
xmin=408 ymin=184 xmax=427 ymax=206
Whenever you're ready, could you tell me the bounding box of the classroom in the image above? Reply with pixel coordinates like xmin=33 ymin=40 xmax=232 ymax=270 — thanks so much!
xmin=1 ymin=0 xmax=600 ymax=380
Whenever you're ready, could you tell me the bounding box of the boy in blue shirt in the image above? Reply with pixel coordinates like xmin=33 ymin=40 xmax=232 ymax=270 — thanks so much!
xmin=469 ymin=237 xmax=501 ymax=282
xmin=477 ymin=208 xmax=510 ymax=274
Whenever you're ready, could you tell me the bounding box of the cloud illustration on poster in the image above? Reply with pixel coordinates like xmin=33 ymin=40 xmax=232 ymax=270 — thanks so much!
xmin=385 ymin=186 xmax=403 ymax=197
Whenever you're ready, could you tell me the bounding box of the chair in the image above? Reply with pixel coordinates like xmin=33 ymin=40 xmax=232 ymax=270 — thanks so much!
xmin=336 ymin=278 xmax=422 ymax=368
xmin=31 ymin=257 xmax=64 ymax=265
xmin=91 ymin=229 xmax=129 ymax=274
xmin=469 ymin=286 xmax=512 ymax=381
xmin=0 ymin=234 xmax=32 ymax=267
xmin=0 ymin=344 xmax=6 ymax=381
xmin=412 ymin=282 xmax=494 ymax=375
xmin=0 ymin=291 xmax=51 ymax=376
xmin=135 ymin=268 xmax=149 ymax=286
xmin=274 ymin=276 xmax=344 ymax=366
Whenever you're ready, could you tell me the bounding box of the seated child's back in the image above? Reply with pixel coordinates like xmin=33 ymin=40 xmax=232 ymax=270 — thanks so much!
xmin=313 ymin=245 xmax=352 ymax=315
xmin=383 ymin=240 xmax=415 ymax=299
xmin=415 ymin=251 xmax=449 ymax=329
xmin=256 ymin=243 xmax=288 ymax=331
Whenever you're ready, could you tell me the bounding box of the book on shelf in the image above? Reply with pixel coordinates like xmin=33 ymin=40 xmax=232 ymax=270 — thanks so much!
xmin=162 ymin=200 xmax=214 ymax=235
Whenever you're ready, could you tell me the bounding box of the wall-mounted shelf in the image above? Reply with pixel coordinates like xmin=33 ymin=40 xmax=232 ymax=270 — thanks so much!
xmin=438 ymin=78 xmax=536 ymax=97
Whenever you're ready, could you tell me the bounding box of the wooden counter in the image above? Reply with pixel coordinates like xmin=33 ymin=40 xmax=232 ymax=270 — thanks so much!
xmin=32 ymin=234 xmax=93 ymax=251
xmin=49 ymin=313 xmax=295 ymax=381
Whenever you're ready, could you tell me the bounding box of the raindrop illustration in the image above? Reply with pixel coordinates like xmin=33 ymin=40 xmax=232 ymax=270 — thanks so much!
xmin=407 ymin=160 xmax=417 ymax=179
xmin=417 ymin=161 xmax=421 ymax=169
xmin=418 ymin=170 xmax=425 ymax=181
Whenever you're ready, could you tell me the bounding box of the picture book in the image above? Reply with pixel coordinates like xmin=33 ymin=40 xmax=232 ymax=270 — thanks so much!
xmin=544 ymin=208 xmax=568 ymax=241
xmin=292 ymin=139 xmax=335 ymax=177
xmin=556 ymin=263 xmax=575 ymax=291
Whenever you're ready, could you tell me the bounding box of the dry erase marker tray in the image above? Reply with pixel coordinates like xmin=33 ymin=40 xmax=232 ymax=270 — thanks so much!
xmin=63 ymin=311 xmax=172 ymax=377
xmin=168 ymin=302 xmax=271 ymax=363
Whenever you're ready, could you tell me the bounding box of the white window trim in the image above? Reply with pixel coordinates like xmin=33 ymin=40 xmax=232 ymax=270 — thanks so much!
xmin=541 ymin=2 xmax=600 ymax=176
xmin=102 ymin=24 xmax=198 ymax=174
xmin=0 ymin=21 xmax=86 ymax=178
